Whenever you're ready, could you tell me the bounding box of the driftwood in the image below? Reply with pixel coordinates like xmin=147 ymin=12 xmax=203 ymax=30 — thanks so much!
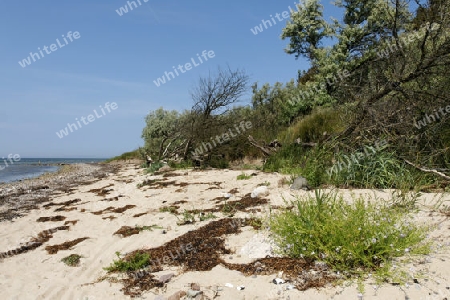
xmin=404 ymin=159 xmax=450 ymax=180
xmin=248 ymin=135 xmax=281 ymax=156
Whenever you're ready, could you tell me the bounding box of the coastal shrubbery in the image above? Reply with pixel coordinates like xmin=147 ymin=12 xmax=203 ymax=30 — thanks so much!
xmin=118 ymin=0 xmax=450 ymax=190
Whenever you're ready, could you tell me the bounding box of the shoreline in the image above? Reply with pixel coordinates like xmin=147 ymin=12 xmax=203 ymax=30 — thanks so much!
xmin=0 ymin=162 xmax=119 ymax=222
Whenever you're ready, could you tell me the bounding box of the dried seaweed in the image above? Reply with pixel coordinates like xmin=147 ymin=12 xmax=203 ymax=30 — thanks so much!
xmin=45 ymin=237 xmax=89 ymax=254
xmin=36 ymin=215 xmax=66 ymax=222
xmin=0 ymin=226 xmax=70 ymax=259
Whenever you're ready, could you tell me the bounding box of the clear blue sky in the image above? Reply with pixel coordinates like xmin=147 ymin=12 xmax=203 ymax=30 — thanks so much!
xmin=1 ymin=0 xmax=345 ymax=158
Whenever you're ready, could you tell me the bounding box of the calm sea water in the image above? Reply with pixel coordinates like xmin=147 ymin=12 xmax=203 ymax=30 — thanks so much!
xmin=0 ymin=158 xmax=106 ymax=184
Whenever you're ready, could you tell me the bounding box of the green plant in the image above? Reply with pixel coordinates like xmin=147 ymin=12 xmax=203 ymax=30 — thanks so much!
xmin=327 ymin=149 xmax=416 ymax=189
xmin=180 ymin=210 xmax=195 ymax=224
xmin=168 ymin=160 xmax=193 ymax=169
xmin=146 ymin=161 xmax=164 ymax=174
xmin=159 ymin=206 xmax=178 ymax=214
xmin=221 ymin=201 xmax=236 ymax=216
xmin=257 ymin=181 xmax=271 ymax=187
xmin=135 ymin=225 xmax=163 ymax=231
xmin=199 ymin=212 xmax=217 ymax=221
xmin=269 ymin=190 xmax=431 ymax=280
xmin=248 ymin=217 xmax=263 ymax=230
xmin=137 ymin=179 xmax=157 ymax=188
xmin=104 ymin=251 xmax=151 ymax=273
xmin=237 ymin=173 xmax=252 ymax=180
xmin=61 ymin=254 xmax=82 ymax=267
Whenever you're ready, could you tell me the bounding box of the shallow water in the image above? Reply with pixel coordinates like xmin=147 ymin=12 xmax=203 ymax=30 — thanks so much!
xmin=0 ymin=158 xmax=105 ymax=183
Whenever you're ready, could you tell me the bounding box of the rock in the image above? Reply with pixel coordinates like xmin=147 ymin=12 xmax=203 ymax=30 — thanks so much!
xmin=191 ymin=282 xmax=201 ymax=291
xmin=159 ymin=165 xmax=172 ymax=172
xmin=158 ymin=273 xmax=175 ymax=283
xmin=290 ymin=176 xmax=310 ymax=190
xmin=237 ymin=285 xmax=245 ymax=290
xmin=225 ymin=283 xmax=234 ymax=288
xmin=167 ymin=291 xmax=186 ymax=300
xmin=273 ymin=278 xmax=285 ymax=285
xmin=251 ymin=186 xmax=269 ymax=198
xmin=186 ymin=289 xmax=203 ymax=298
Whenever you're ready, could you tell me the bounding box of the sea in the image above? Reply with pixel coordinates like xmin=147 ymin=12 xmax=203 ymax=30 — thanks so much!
xmin=0 ymin=158 xmax=106 ymax=184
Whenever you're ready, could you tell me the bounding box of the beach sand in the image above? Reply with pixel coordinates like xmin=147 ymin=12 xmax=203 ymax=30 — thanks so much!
xmin=0 ymin=162 xmax=449 ymax=300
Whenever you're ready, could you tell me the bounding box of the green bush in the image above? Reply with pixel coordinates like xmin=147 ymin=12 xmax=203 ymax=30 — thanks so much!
xmin=104 ymin=149 xmax=143 ymax=163
xmin=145 ymin=161 xmax=164 ymax=174
xmin=264 ymin=144 xmax=332 ymax=187
xmin=168 ymin=160 xmax=193 ymax=169
xmin=270 ymin=190 xmax=431 ymax=277
xmin=327 ymin=149 xmax=414 ymax=189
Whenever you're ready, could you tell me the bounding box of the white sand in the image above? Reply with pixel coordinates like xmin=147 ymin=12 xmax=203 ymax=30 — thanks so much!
xmin=0 ymin=163 xmax=449 ymax=300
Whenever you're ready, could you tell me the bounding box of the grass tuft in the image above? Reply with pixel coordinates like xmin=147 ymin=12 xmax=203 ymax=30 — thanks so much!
xmin=237 ymin=173 xmax=252 ymax=180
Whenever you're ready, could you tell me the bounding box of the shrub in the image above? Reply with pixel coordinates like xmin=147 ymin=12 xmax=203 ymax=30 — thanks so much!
xmin=145 ymin=161 xmax=164 ymax=174
xmin=104 ymin=251 xmax=151 ymax=273
xmin=269 ymin=190 xmax=431 ymax=277
xmin=327 ymin=149 xmax=414 ymax=189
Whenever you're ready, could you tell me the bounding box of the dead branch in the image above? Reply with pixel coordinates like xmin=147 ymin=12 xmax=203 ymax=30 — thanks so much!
xmin=404 ymin=159 xmax=450 ymax=180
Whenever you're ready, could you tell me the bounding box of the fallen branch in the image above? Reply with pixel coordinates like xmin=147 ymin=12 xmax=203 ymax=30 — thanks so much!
xmin=404 ymin=159 xmax=450 ymax=180
xmin=248 ymin=135 xmax=273 ymax=156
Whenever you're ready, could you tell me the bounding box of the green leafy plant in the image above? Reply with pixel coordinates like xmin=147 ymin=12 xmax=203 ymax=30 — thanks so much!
xmin=221 ymin=201 xmax=236 ymax=216
xmin=104 ymin=251 xmax=151 ymax=273
xmin=237 ymin=173 xmax=252 ymax=180
xmin=145 ymin=161 xmax=164 ymax=174
xmin=181 ymin=210 xmax=195 ymax=223
xmin=269 ymin=190 xmax=431 ymax=282
xmin=199 ymin=212 xmax=217 ymax=221
xmin=159 ymin=206 xmax=178 ymax=214
xmin=61 ymin=254 xmax=82 ymax=267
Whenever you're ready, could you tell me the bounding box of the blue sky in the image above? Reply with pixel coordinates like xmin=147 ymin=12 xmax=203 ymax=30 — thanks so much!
xmin=0 ymin=0 xmax=346 ymax=158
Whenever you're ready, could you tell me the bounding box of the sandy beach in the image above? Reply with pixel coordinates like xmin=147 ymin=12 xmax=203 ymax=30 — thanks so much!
xmin=0 ymin=162 xmax=449 ymax=300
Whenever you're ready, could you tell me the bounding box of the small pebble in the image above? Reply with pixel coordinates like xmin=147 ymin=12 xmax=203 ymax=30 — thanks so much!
xmin=273 ymin=278 xmax=285 ymax=285
xmin=225 ymin=283 xmax=233 ymax=288
xmin=237 ymin=286 xmax=245 ymax=290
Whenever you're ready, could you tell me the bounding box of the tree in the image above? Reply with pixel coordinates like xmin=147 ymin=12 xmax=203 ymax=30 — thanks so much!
xmin=141 ymin=108 xmax=188 ymax=161
xmin=281 ymin=0 xmax=333 ymax=61
xmin=190 ymin=66 xmax=249 ymax=118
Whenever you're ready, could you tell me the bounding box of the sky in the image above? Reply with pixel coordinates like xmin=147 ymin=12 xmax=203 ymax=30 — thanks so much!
xmin=0 ymin=0 xmax=346 ymax=158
